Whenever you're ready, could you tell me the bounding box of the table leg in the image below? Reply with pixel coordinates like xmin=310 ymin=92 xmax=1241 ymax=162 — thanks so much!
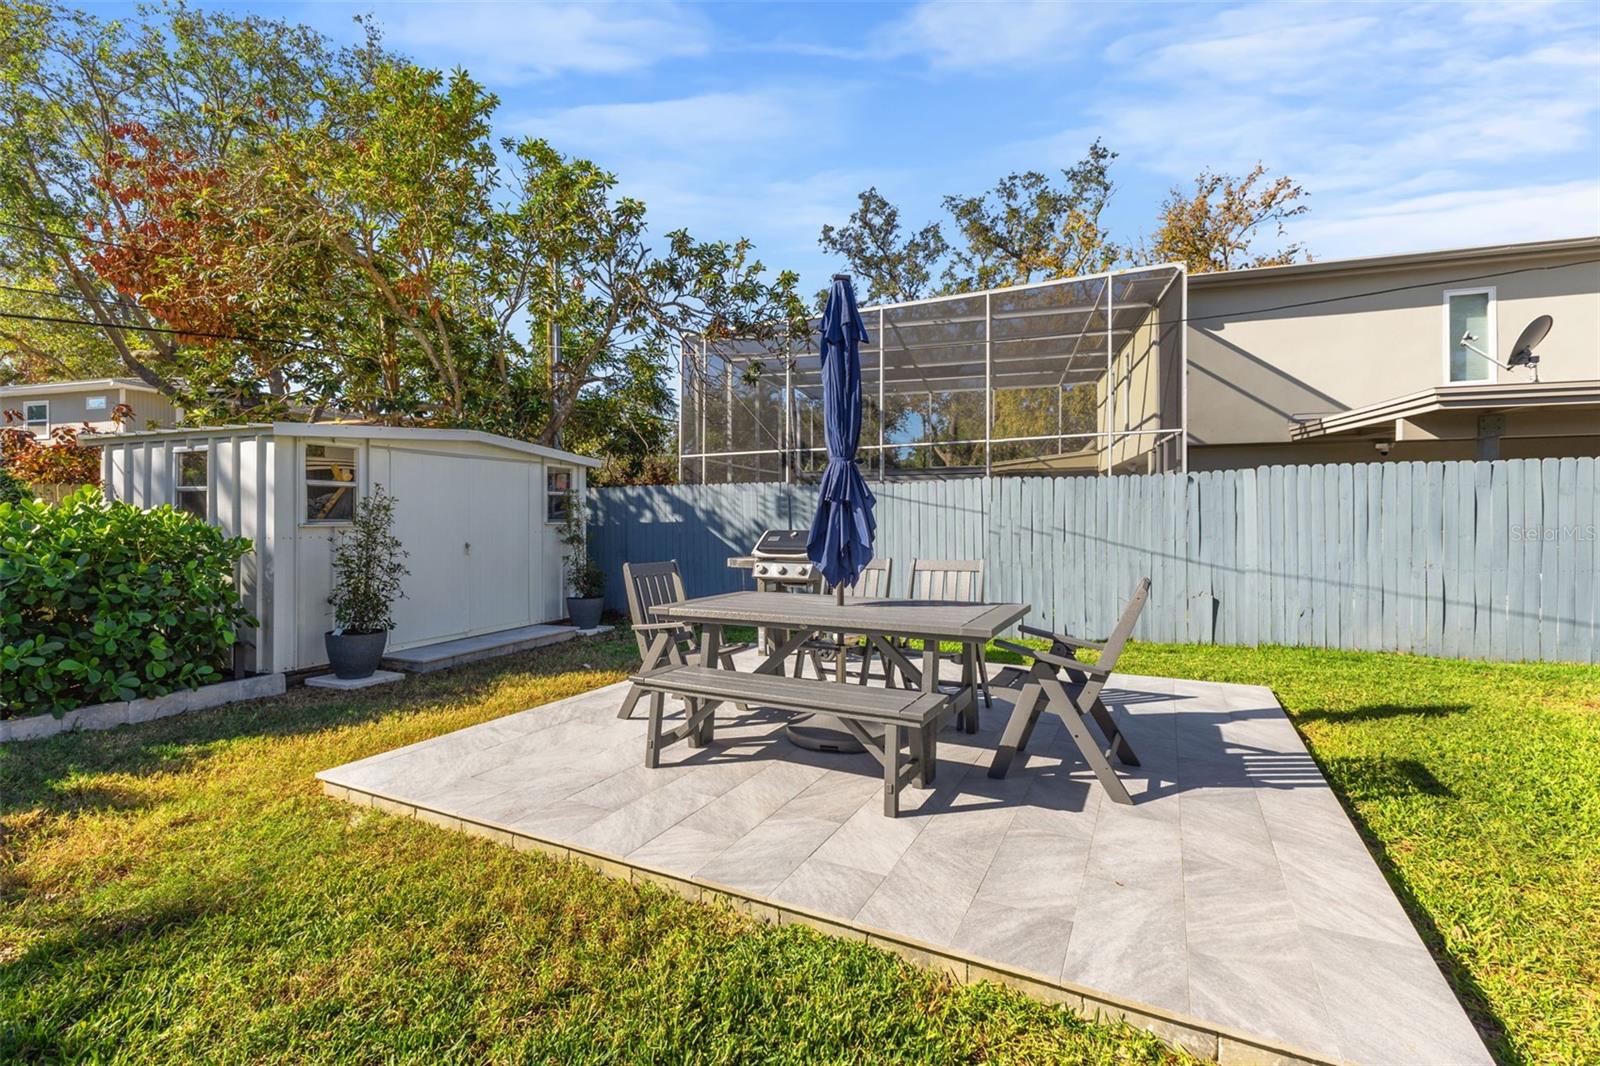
xmin=961 ymin=642 xmax=978 ymax=734
xmin=692 ymin=623 xmax=722 ymax=747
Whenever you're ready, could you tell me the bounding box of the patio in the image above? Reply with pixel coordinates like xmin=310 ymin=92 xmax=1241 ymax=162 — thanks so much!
xmin=317 ymin=651 xmax=1489 ymax=1065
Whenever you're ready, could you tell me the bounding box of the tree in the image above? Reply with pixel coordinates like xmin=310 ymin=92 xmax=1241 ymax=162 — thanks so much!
xmin=940 ymin=139 xmax=1120 ymax=291
xmin=817 ymin=187 xmax=948 ymax=303
xmin=1146 ymin=164 xmax=1309 ymax=273
xmin=0 ymin=1 xmax=342 ymax=403
xmin=1 ymin=4 xmax=806 ymax=481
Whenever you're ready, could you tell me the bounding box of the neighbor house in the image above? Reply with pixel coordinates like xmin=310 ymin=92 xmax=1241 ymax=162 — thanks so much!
xmin=0 ymin=376 xmax=180 ymax=437
xmin=1185 ymin=235 xmax=1600 ymax=468
xmin=678 ymin=234 xmax=1599 ymax=481
xmin=99 ymin=423 xmax=601 ymax=675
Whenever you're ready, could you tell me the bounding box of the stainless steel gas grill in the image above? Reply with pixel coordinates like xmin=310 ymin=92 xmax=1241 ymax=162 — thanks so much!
xmin=727 ymin=529 xmax=822 ymax=592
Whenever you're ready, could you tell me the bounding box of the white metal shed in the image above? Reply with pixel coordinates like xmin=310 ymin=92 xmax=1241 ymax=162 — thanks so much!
xmin=99 ymin=423 xmax=601 ymax=675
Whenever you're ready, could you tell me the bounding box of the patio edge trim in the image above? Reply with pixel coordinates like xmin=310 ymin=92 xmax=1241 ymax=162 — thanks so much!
xmin=315 ymin=775 xmax=1352 ymax=1066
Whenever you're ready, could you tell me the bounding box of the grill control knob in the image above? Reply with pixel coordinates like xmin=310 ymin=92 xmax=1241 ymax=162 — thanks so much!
xmin=777 ymin=565 xmax=788 ymax=576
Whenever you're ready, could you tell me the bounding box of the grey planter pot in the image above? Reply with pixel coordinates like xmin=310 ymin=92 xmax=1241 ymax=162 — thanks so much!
xmin=325 ymin=629 xmax=389 ymax=680
xmin=567 ymin=596 xmax=604 ymax=630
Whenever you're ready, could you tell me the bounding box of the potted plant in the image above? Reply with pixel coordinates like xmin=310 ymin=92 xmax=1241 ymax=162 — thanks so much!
xmin=559 ymin=489 xmax=605 ymax=630
xmin=325 ymin=485 xmax=409 ymax=679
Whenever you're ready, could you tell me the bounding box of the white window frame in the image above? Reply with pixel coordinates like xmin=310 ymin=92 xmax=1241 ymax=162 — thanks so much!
xmin=1443 ymin=286 xmax=1497 ymax=385
xmin=546 ymin=466 xmax=573 ymax=524
xmin=173 ymin=446 xmax=209 ymax=522
xmin=23 ymin=400 xmax=49 ymax=436
xmin=85 ymin=394 xmax=108 ymax=411
xmin=302 ymin=442 xmax=361 ymax=525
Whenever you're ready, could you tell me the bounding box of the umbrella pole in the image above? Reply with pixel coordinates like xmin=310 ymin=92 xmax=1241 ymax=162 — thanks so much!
xmin=835 ymin=583 xmax=846 ymax=682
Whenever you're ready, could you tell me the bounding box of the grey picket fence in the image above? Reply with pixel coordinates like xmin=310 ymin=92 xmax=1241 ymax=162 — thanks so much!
xmin=589 ymin=458 xmax=1600 ymax=663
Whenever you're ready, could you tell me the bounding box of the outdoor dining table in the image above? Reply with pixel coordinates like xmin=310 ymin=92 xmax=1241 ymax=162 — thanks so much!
xmin=657 ymin=591 xmax=1030 ymax=736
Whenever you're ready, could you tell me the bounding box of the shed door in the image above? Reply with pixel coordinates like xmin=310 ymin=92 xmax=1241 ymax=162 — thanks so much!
xmin=465 ymin=458 xmax=534 ymax=635
xmin=385 ymin=448 xmax=538 ymax=650
xmin=387 ymin=450 xmax=472 ymax=646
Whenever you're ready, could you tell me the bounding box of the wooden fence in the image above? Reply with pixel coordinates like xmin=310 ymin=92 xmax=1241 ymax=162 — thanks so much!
xmin=590 ymin=458 xmax=1600 ymax=663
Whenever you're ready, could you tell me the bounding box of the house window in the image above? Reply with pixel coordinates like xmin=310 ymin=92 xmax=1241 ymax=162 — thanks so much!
xmin=305 ymin=444 xmax=358 ymax=522
xmin=174 ymin=448 xmax=208 ymax=520
xmin=85 ymin=395 xmax=108 ymax=411
xmin=23 ymin=401 xmax=48 ymax=435
xmin=546 ymin=467 xmax=572 ymax=523
xmin=1445 ymin=288 xmax=1496 ymax=384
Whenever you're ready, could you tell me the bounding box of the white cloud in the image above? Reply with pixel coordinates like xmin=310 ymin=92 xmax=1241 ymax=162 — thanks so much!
xmin=1293 ymin=181 xmax=1600 ymax=257
xmin=889 ymin=1 xmax=1114 ymax=69
xmin=380 ymin=2 xmax=710 ymax=82
xmin=521 ymin=90 xmax=813 ymax=151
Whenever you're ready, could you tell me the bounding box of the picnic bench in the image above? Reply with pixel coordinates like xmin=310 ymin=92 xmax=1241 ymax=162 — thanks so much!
xmin=627 ymin=664 xmax=948 ymax=817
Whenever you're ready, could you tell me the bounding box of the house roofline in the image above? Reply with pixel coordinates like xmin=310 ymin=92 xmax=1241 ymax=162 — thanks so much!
xmin=1190 ymin=235 xmax=1600 ymax=288
xmin=92 ymin=421 xmax=603 ymax=467
xmin=1290 ymin=379 xmax=1600 ymax=440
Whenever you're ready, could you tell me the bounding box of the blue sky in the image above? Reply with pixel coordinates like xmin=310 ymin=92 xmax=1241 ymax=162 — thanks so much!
xmin=123 ymin=1 xmax=1600 ymax=294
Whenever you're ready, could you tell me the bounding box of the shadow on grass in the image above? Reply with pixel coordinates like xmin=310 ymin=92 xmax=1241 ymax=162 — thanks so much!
xmin=1293 ymin=702 xmax=1469 ymax=725
xmin=1276 ymin=714 xmax=1511 ymax=1062
xmin=0 ymin=630 xmax=640 ymax=819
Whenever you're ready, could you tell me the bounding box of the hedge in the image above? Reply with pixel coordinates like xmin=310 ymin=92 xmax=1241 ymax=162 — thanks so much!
xmin=0 ymin=488 xmax=256 ymax=718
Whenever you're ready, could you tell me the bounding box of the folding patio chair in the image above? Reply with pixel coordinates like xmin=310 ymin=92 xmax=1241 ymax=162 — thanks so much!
xmin=902 ymin=559 xmax=994 ymax=712
xmin=796 ymin=557 xmax=894 ymax=683
xmin=986 ymin=578 xmax=1150 ymax=806
xmin=618 ymin=560 xmax=750 ymax=720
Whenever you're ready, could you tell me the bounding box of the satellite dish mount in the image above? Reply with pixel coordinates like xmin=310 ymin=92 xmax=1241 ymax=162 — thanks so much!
xmin=1459 ymin=314 xmax=1552 ymax=382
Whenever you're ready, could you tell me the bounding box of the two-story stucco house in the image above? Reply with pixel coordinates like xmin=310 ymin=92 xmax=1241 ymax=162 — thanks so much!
xmin=0 ymin=377 xmax=180 ymax=438
xmin=1185 ymin=236 xmax=1600 ymax=468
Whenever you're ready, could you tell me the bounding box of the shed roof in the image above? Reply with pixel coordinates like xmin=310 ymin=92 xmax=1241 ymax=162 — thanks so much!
xmin=0 ymin=377 xmax=163 ymax=396
xmin=98 ymin=421 xmax=603 ymax=467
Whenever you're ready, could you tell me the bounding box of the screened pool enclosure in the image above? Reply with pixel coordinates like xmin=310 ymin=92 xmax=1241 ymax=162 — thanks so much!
xmin=679 ymin=263 xmax=1187 ymax=483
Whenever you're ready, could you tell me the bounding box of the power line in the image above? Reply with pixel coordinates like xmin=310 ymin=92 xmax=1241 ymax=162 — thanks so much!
xmin=0 ymin=218 xmax=135 ymax=251
xmin=0 ymin=282 xmax=93 ymax=303
xmin=1181 ymin=256 xmax=1600 ymax=324
xmin=0 ymin=306 xmax=331 ymax=355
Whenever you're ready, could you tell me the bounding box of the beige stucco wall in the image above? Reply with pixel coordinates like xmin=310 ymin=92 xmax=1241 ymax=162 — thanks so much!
xmin=1185 ymin=246 xmax=1600 ymax=451
xmin=4 ymin=384 xmax=179 ymax=436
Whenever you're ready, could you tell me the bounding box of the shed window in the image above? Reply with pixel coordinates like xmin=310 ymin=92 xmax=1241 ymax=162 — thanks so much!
xmin=547 ymin=468 xmax=572 ymax=522
xmin=23 ymin=401 xmax=48 ymax=435
xmin=305 ymin=444 xmax=358 ymax=522
xmin=85 ymin=395 xmax=108 ymax=411
xmin=174 ymin=449 xmax=208 ymax=521
xmin=1446 ymin=288 xmax=1495 ymax=383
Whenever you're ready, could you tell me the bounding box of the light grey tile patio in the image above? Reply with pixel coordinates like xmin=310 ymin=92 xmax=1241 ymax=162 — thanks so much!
xmin=317 ymin=666 xmax=1490 ymax=1066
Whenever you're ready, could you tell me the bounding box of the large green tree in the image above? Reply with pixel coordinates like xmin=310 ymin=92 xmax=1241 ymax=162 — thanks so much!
xmin=817 ymin=187 xmax=948 ymax=303
xmin=0 ymin=2 xmax=806 ymax=476
xmin=1145 ymin=164 xmax=1310 ymax=273
xmin=940 ymin=140 xmax=1121 ymax=291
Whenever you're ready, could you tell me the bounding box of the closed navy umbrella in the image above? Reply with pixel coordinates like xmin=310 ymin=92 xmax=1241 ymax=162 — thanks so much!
xmin=806 ymin=274 xmax=876 ymax=600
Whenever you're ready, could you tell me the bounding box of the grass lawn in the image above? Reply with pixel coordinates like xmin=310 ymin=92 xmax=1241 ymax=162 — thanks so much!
xmin=0 ymin=632 xmax=1176 ymax=1064
xmin=2 ymin=633 xmax=1595 ymax=1064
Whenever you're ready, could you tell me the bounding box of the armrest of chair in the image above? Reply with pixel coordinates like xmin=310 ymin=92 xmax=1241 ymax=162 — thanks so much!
xmin=1031 ymin=647 xmax=1111 ymax=679
xmin=1019 ymin=623 xmax=1105 ymax=651
xmin=634 ymin=621 xmax=684 ymax=632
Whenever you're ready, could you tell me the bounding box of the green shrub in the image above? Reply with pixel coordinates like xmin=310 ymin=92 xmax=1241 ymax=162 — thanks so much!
xmin=0 ymin=466 xmax=29 ymax=505
xmin=0 ymin=487 xmax=256 ymax=717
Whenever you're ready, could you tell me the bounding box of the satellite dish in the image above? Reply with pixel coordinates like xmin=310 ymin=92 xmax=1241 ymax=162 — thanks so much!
xmin=1507 ymin=315 xmax=1552 ymax=375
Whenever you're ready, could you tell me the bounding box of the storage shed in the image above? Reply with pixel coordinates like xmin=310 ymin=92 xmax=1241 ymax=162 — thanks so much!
xmin=99 ymin=423 xmax=601 ymax=675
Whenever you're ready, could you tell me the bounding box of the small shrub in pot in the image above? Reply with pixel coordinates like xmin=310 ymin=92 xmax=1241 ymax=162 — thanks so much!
xmin=326 ymin=485 xmax=409 ymax=679
xmin=558 ymin=490 xmax=605 ymax=630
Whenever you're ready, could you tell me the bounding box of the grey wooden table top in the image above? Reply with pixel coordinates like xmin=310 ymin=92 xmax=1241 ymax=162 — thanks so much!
xmin=662 ymin=591 xmax=1030 ymax=641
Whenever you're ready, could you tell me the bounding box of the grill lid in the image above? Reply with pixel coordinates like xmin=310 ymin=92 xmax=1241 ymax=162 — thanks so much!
xmin=752 ymin=528 xmax=810 ymax=558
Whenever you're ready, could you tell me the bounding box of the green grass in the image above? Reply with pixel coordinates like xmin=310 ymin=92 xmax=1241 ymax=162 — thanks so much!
xmin=3 ymin=635 xmax=1595 ymax=1064
xmin=0 ymin=631 xmax=1178 ymax=1064
xmin=1109 ymin=643 xmax=1600 ymax=1066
